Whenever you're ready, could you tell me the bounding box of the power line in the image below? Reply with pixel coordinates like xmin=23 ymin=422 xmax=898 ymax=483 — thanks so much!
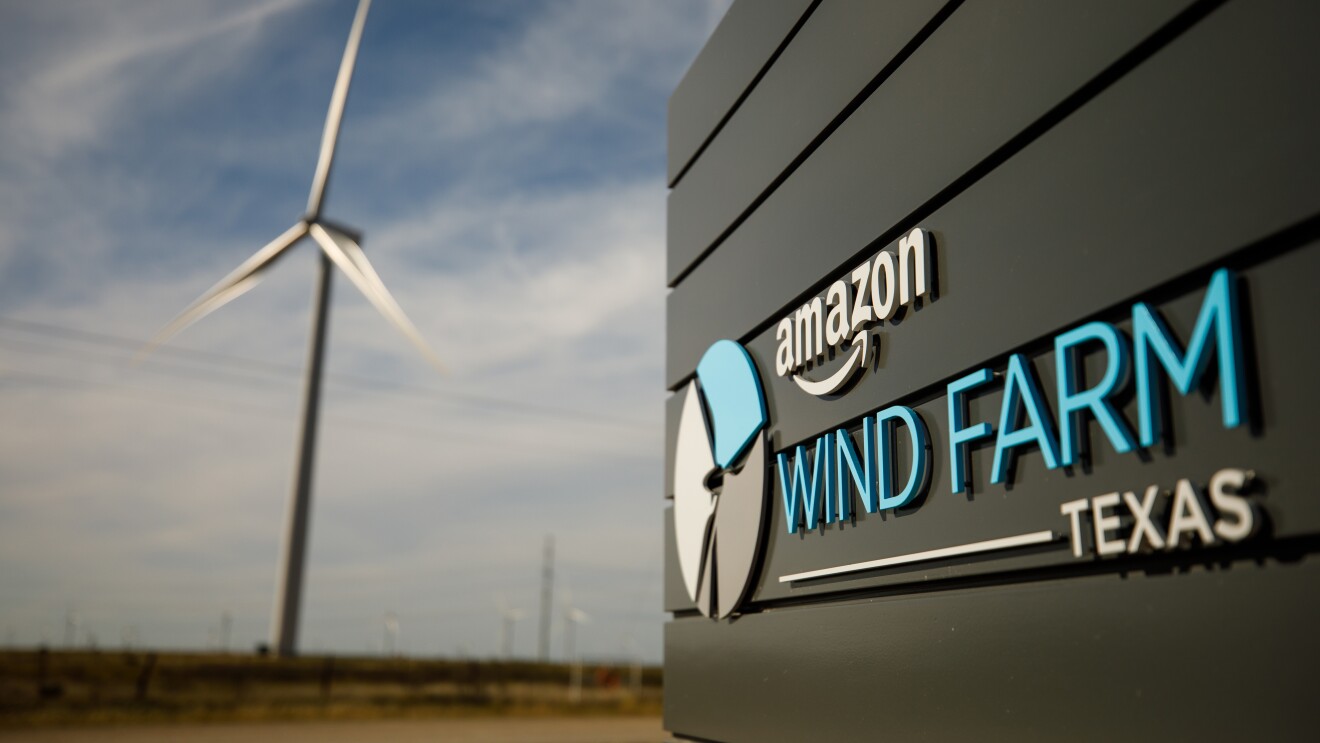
xmin=0 ymin=368 xmax=295 ymax=424
xmin=0 ymin=335 xmax=298 ymax=396
xmin=0 ymin=366 xmax=641 ymax=453
xmin=0 ymin=315 xmax=654 ymax=431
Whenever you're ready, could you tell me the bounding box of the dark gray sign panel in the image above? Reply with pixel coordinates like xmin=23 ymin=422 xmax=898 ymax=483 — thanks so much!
xmin=666 ymin=560 xmax=1320 ymax=741
xmin=664 ymin=0 xmax=1320 ymax=739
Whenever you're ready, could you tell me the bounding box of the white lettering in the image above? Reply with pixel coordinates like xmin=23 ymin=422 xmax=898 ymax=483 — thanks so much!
xmin=898 ymin=228 xmax=930 ymax=305
xmin=1209 ymin=468 xmax=1255 ymax=542
xmin=1091 ymin=492 xmax=1125 ymax=556
xmin=774 ymin=227 xmax=935 ymax=381
xmin=1166 ymin=478 xmax=1215 ymax=549
xmin=1123 ymin=486 xmax=1165 ymax=553
xmin=825 ymin=280 xmax=850 ymax=346
xmin=871 ymin=251 xmax=897 ymax=321
xmin=1060 ymin=498 xmax=1089 ymax=558
xmin=794 ymin=297 xmax=824 ymax=367
xmin=775 ymin=318 xmax=794 ymax=377
xmin=1060 ymin=469 xmax=1260 ymax=559
xmin=849 ymin=262 xmax=873 ymax=333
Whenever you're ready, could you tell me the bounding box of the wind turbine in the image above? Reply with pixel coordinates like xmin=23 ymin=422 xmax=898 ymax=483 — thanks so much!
xmin=537 ymin=535 xmax=554 ymax=662
xmin=382 ymin=612 xmax=400 ymax=657
xmin=144 ymin=0 xmax=444 ymax=658
xmin=496 ymin=596 xmax=526 ymax=659
xmin=562 ymin=590 xmax=590 ymax=702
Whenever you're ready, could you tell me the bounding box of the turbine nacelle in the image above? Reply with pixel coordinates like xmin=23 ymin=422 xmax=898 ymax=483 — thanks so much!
xmin=310 ymin=217 xmax=361 ymax=243
xmin=144 ymin=216 xmax=445 ymax=374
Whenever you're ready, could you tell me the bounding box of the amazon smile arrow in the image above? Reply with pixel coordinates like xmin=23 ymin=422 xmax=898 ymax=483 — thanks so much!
xmin=791 ymin=331 xmax=870 ymax=396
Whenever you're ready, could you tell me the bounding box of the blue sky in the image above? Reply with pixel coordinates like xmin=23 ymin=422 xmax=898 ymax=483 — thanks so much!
xmin=0 ymin=0 xmax=728 ymax=661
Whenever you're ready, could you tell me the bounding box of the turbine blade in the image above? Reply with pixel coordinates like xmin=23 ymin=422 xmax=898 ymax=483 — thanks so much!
xmin=305 ymin=0 xmax=372 ymax=218
xmin=324 ymin=224 xmax=393 ymax=309
xmin=308 ymin=223 xmax=447 ymax=373
xmin=138 ymin=221 xmax=309 ymax=361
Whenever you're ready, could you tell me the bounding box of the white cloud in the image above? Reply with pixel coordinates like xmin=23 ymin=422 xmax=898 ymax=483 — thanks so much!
xmin=364 ymin=179 xmax=665 ymax=376
xmin=2 ymin=0 xmax=307 ymax=166
xmin=363 ymin=1 xmax=723 ymax=147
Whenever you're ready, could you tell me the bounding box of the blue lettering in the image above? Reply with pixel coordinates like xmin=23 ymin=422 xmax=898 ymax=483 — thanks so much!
xmin=776 ymin=436 xmax=829 ymax=533
xmin=992 ymin=353 xmax=1061 ymax=483
xmin=835 ymin=419 xmax=874 ymax=516
xmin=1133 ymin=268 xmax=1245 ymax=447
xmin=1054 ymin=321 xmax=1136 ymax=467
xmin=947 ymin=368 xmax=993 ymax=494
xmin=820 ymin=434 xmax=839 ymax=524
xmin=878 ymin=405 xmax=930 ymax=509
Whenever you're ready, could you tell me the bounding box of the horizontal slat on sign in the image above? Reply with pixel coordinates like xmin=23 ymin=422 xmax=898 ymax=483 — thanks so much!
xmin=667 ymin=0 xmax=816 ymax=186
xmin=664 ymin=559 xmax=1320 ymax=741
xmin=663 ymin=391 xmax=682 ymax=499
xmin=663 ymin=507 xmax=697 ymax=612
xmin=665 ymin=0 xmax=1200 ymax=388
xmin=666 ymin=0 xmax=950 ymax=286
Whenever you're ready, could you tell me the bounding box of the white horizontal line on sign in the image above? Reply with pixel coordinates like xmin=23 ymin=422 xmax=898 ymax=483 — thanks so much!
xmin=778 ymin=530 xmax=1059 ymax=583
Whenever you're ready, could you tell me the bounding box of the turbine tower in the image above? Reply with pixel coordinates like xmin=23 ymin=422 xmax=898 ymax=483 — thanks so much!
xmin=538 ymin=535 xmax=554 ymax=661
xmin=496 ymin=596 xmax=526 ymax=659
xmin=145 ymin=0 xmax=443 ymax=657
xmin=562 ymin=591 xmax=590 ymax=703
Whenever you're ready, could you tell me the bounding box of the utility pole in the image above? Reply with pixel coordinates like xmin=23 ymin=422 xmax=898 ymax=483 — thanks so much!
xmin=63 ymin=609 xmax=78 ymax=649
xmin=538 ymin=535 xmax=554 ymax=661
xmin=220 ymin=610 xmax=232 ymax=653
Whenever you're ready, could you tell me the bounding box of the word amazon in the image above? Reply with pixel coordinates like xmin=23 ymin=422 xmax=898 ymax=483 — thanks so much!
xmin=774 ymin=228 xmax=932 ymax=396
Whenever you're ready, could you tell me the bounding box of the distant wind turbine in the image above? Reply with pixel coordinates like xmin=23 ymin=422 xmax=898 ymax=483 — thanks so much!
xmin=496 ymin=596 xmax=526 ymax=659
xmin=383 ymin=612 xmax=400 ymax=656
xmin=143 ymin=0 xmax=444 ymax=658
xmin=562 ymin=589 xmax=590 ymax=702
xmin=564 ymin=605 xmax=590 ymax=661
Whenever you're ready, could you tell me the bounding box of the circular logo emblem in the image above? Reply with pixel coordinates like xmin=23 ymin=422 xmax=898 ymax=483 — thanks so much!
xmin=673 ymin=340 xmax=769 ymax=618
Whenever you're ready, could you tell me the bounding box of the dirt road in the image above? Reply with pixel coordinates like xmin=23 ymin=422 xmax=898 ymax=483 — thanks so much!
xmin=0 ymin=717 xmax=669 ymax=743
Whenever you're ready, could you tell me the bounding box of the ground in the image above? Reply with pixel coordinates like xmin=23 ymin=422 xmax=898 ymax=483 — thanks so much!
xmin=0 ymin=716 xmax=668 ymax=743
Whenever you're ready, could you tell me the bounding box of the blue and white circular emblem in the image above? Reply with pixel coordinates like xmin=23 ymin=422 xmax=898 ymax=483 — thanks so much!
xmin=673 ymin=340 xmax=769 ymax=619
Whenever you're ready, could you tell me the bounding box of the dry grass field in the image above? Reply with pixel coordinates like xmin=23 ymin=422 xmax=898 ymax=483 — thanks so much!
xmin=0 ymin=717 xmax=669 ymax=743
xmin=0 ymin=650 xmax=661 ymax=729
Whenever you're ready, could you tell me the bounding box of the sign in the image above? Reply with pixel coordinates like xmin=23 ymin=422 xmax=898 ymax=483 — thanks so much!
xmin=672 ymin=246 xmax=1263 ymax=616
xmin=663 ymin=2 xmax=1319 ymax=737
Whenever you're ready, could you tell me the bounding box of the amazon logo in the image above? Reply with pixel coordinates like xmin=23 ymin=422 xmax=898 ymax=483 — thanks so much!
xmin=773 ymin=228 xmax=933 ymax=396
